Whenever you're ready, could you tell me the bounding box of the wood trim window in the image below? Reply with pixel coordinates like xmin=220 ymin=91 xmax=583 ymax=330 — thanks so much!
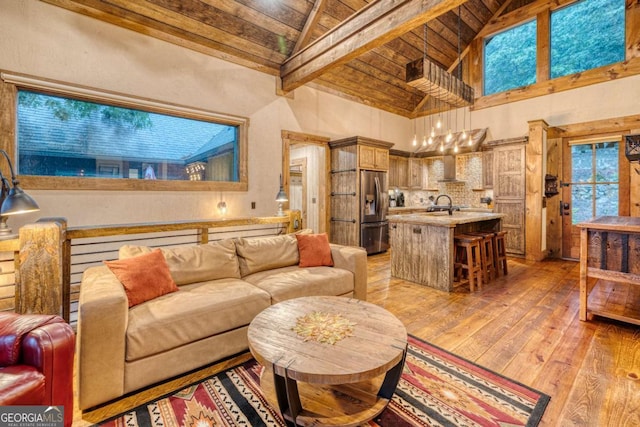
xmin=0 ymin=72 xmax=248 ymax=192
xmin=472 ymin=0 xmax=639 ymax=110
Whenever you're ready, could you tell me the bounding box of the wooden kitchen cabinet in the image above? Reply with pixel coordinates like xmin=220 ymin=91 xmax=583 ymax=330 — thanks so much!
xmin=409 ymin=158 xmax=425 ymax=189
xmin=483 ymin=150 xmax=494 ymax=189
xmin=359 ymin=145 xmax=389 ymax=170
xmin=329 ymin=136 xmax=394 ymax=247
xmin=389 ymin=154 xmax=408 ymax=189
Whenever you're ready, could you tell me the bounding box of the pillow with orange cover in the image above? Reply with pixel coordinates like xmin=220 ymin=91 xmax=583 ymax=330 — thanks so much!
xmin=105 ymin=249 xmax=178 ymax=307
xmin=296 ymin=233 xmax=334 ymax=267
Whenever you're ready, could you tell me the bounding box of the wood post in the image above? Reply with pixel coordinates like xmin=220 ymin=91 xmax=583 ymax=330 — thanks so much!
xmin=526 ymin=119 xmax=548 ymax=261
xmin=15 ymin=218 xmax=68 ymax=318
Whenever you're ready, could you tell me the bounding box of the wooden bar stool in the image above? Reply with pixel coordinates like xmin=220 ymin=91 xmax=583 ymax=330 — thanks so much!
xmin=454 ymin=234 xmax=483 ymax=291
xmin=467 ymin=231 xmax=496 ymax=284
xmin=494 ymin=230 xmax=508 ymax=276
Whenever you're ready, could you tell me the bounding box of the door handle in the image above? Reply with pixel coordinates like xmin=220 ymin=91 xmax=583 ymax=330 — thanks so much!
xmin=561 ymin=201 xmax=570 ymax=215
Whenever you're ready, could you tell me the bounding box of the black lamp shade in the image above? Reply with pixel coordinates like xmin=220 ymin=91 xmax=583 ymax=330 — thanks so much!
xmin=1 ymin=186 xmax=40 ymax=216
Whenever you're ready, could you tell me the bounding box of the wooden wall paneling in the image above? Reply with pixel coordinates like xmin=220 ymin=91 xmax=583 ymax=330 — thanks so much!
xmin=493 ymin=144 xmax=526 ymax=255
xmin=526 ymin=120 xmax=548 ymax=261
xmin=483 ymin=150 xmax=494 ymax=188
xmin=546 ymin=137 xmax=562 ymax=258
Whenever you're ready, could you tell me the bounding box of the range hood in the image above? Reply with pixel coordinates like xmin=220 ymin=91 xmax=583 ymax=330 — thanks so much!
xmin=438 ymin=155 xmax=466 ymax=183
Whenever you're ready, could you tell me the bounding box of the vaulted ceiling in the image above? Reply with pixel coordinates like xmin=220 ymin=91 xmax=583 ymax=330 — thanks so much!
xmin=42 ymin=0 xmax=535 ymax=118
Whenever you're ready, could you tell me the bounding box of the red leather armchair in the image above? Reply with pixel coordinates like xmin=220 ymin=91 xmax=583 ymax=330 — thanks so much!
xmin=0 ymin=312 xmax=75 ymax=427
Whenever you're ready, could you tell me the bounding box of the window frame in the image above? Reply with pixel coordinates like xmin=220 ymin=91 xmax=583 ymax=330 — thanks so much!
xmin=472 ymin=0 xmax=637 ymax=110
xmin=1 ymin=72 xmax=248 ymax=192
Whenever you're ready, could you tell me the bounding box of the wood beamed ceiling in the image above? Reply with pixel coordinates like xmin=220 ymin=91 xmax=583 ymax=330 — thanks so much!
xmin=41 ymin=0 xmax=537 ymax=118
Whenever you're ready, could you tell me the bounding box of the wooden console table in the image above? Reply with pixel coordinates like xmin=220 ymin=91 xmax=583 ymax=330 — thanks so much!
xmin=577 ymin=216 xmax=640 ymax=325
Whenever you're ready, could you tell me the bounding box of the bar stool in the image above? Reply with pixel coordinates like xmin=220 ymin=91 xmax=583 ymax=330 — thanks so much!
xmin=454 ymin=234 xmax=483 ymax=291
xmin=494 ymin=230 xmax=508 ymax=276
xmin=467 ymin=231 xmax=496 ymax=284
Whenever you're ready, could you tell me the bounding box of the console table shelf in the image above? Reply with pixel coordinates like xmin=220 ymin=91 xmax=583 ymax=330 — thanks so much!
xmin=577 ymin=216 xmax=640 ymax=325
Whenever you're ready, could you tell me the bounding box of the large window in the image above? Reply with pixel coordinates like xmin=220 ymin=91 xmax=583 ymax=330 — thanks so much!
xmin=551 ymin=0 xmax=625 ymax=79
xmin=17 ymin=90 xmax=238 ymax=182
xmin=483 ymin=20 xmax=537 ymax=96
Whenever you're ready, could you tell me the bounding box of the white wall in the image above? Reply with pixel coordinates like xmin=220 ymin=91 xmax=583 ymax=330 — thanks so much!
xmin=400 ymin=75 xmax=640 ymax=152
xmin=0 ymin=1 xmax=409 ymax=228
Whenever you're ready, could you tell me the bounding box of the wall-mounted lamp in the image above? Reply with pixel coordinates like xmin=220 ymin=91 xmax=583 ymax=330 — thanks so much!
xmin=0 ymin=150 xmax=39 ymax=239
xmin=275 ymin=174 xmax=288 ymax=217
xmin=217 ymin=200 xmax=227 ymax=216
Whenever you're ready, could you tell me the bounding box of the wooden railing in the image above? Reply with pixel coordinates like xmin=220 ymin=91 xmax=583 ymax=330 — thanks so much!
xmin=3 ymin=211 xmax=301 ymax=325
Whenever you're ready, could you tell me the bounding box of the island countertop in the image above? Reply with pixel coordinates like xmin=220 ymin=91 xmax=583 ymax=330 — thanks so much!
xmin=387 ymin=211 xmax=505 ymax=227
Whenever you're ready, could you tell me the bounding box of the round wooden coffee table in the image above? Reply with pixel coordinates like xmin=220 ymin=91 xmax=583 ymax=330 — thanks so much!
xmin=247 ymin=296 xmax=407 ymax=427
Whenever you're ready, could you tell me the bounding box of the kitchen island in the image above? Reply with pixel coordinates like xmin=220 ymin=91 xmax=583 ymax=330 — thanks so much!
xmin=388 ymin=211 xmax=505 ymax=291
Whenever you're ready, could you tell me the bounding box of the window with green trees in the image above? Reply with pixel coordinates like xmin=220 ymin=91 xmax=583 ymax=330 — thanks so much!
xmin=550 ymin=0 xmax=625 ymax=79
xmin=483 ymin=20 xmax=537 ymax=96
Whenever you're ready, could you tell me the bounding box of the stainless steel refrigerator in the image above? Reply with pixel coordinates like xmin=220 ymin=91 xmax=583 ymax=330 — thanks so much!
xmin=360 ymin=170 xmax=389 ymax=254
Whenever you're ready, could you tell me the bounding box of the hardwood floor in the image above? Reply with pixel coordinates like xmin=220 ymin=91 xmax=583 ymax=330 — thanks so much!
xmin=74 ymin=253 xmax=640 ymax=426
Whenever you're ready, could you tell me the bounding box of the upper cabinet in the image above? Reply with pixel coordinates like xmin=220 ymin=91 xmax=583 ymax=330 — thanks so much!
xmin=359 ymin=145 xmax=389 ymax=170
xmin=483 ymin=150 xmax=494 ymax=189
xmin=389 ymin=153 xmax=408 ymax=189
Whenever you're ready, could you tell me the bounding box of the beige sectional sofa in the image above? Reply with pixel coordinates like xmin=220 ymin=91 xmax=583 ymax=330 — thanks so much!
xmin=77 ymin=232 xmax=367 ymax=410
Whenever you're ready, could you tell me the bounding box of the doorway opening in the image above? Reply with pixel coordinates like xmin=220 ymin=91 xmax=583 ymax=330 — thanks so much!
xmin=281 ymin=131 xmax=330 ymax=234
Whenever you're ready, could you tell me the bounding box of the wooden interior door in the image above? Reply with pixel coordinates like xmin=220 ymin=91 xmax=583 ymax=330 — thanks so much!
xmin=561 ymin=137 xmax=622 ymax=259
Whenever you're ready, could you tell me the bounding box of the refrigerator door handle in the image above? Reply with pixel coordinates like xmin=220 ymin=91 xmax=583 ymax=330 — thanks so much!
xmin=374 ymin=176 xmax=381 ymax=218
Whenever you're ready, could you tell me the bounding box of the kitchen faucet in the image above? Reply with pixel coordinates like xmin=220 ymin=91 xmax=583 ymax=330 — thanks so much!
xmin=428 ymin=194 xmax=460 ymax=215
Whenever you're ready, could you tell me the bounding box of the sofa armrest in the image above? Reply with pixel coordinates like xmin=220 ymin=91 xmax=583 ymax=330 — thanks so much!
xmin=23 ymin=322 xmax=75 ymax=426
xmin=330 ymin=244 xmax=368 ymax=301
xmin=77 ymin=265 xmax=128 ymax=410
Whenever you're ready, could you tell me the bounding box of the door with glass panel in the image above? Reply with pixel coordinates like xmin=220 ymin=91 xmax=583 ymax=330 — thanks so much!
xmin=562 ymin=139 xmax=620 ymax=259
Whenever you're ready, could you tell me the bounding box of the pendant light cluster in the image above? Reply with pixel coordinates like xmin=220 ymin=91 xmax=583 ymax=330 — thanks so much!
xmin=408 ymin=7 xmax=474 ymax=154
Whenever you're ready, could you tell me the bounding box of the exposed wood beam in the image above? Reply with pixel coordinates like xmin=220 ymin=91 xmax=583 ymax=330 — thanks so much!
xmin=292 ymin=0 xmax=328 ymax=55
xmin=412 ymin=0 xmax=516 ymax=117
xmin=280 ymin=0 xmax=468 ymax=93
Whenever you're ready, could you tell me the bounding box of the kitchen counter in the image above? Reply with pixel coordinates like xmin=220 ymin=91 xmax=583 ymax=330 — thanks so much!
xmin=387 ymin=211 xmax=503 ymax=227
xmin=388 ymin=211 xmax=504 ymax=292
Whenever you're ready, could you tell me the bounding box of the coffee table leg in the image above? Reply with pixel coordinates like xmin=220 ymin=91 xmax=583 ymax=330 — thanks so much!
xmin=378 ymin=343 xmax=407 ymax=400
xmin=273 ymin=366 xmax=302 ymax=426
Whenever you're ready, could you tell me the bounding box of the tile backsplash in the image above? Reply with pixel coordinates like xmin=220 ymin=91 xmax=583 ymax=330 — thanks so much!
xmin=403 ymin=153 xmax=493 ymax=209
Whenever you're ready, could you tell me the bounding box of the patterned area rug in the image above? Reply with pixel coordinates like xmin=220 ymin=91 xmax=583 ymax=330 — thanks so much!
xmin=99 ymin=335 xmax=550 ymax=426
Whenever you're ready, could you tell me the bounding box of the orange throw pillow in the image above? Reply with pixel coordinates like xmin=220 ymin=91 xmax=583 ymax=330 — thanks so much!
xmin=105 ymin=249 xmax=178 ymax=307
xmin=296 ymin=233 xmax=334 ymax=267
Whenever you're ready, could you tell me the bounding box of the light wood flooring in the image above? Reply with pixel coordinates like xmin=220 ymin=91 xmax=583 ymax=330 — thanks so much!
xmin=74 ymin=253 xmax=640 ymax=426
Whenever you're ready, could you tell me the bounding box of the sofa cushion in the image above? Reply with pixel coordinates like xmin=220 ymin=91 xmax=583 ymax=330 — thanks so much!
xmin=105 ymin=250 xmax=178 ymax=307
xmin=243 ymin=265 xmax=354 ymax=303
xmin=296 ymin=233 xmax=334 ymax=267
xmin=119 ymin=240 xmax=241 ymax=285
xmin=235 ymin=234 xmax=299 ymax=276
xmin=125 ymin=278 xmax=271 ymax=361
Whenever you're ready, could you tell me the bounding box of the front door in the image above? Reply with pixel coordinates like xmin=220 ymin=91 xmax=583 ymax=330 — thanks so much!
xmin=562 ymin=138 xmax=620 ymax=259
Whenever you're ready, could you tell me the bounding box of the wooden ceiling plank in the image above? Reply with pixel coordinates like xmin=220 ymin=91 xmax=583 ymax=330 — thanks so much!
xmin=42 ymin=0 xmax=282 ymax=73
xmin=232 ymin=0 xmax=310 ymax=27
xmin=199 ymin=0 xmax=304 ymax=41
xmin=292 ymin=0 xmax=329 ymax=54
xmin=135 ymin=0 xmax=291 ymax=59
xmin=281 ymin=0 xmax=468 ymax=92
